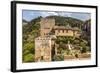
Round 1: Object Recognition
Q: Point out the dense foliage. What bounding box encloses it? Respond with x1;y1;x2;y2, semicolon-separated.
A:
22;16;42;62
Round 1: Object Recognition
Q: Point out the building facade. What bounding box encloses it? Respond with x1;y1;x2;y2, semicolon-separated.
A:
54;26;81;37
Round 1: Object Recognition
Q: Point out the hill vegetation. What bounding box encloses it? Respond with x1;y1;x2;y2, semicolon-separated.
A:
22;16;91;62
46;16;84;28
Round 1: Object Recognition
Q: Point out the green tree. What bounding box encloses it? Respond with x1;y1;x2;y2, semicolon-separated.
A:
23;43;35;62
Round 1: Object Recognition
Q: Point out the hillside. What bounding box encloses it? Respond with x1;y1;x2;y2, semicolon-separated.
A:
46;16;84;28
23;19;28;23
22;17;42;62
22;16;90;62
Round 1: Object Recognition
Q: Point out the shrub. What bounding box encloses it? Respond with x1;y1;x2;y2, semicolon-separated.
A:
53;55;64;61
23;54;35;62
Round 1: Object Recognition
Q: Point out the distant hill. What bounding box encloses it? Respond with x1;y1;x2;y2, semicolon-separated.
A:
22;19;28;25
23;16;42;35
23;19;28;23
46;16;84;28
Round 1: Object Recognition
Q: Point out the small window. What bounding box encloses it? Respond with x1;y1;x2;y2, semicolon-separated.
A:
41;56;43;60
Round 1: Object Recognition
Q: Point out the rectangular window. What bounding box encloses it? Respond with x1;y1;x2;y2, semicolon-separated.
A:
41;56;43;60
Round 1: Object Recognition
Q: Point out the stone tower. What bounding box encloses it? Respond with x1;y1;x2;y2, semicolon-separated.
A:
35;36;52;62
35;18;56;62
40;18;55;36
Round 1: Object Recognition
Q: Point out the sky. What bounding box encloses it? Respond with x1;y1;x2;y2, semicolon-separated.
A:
22;10;91;22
